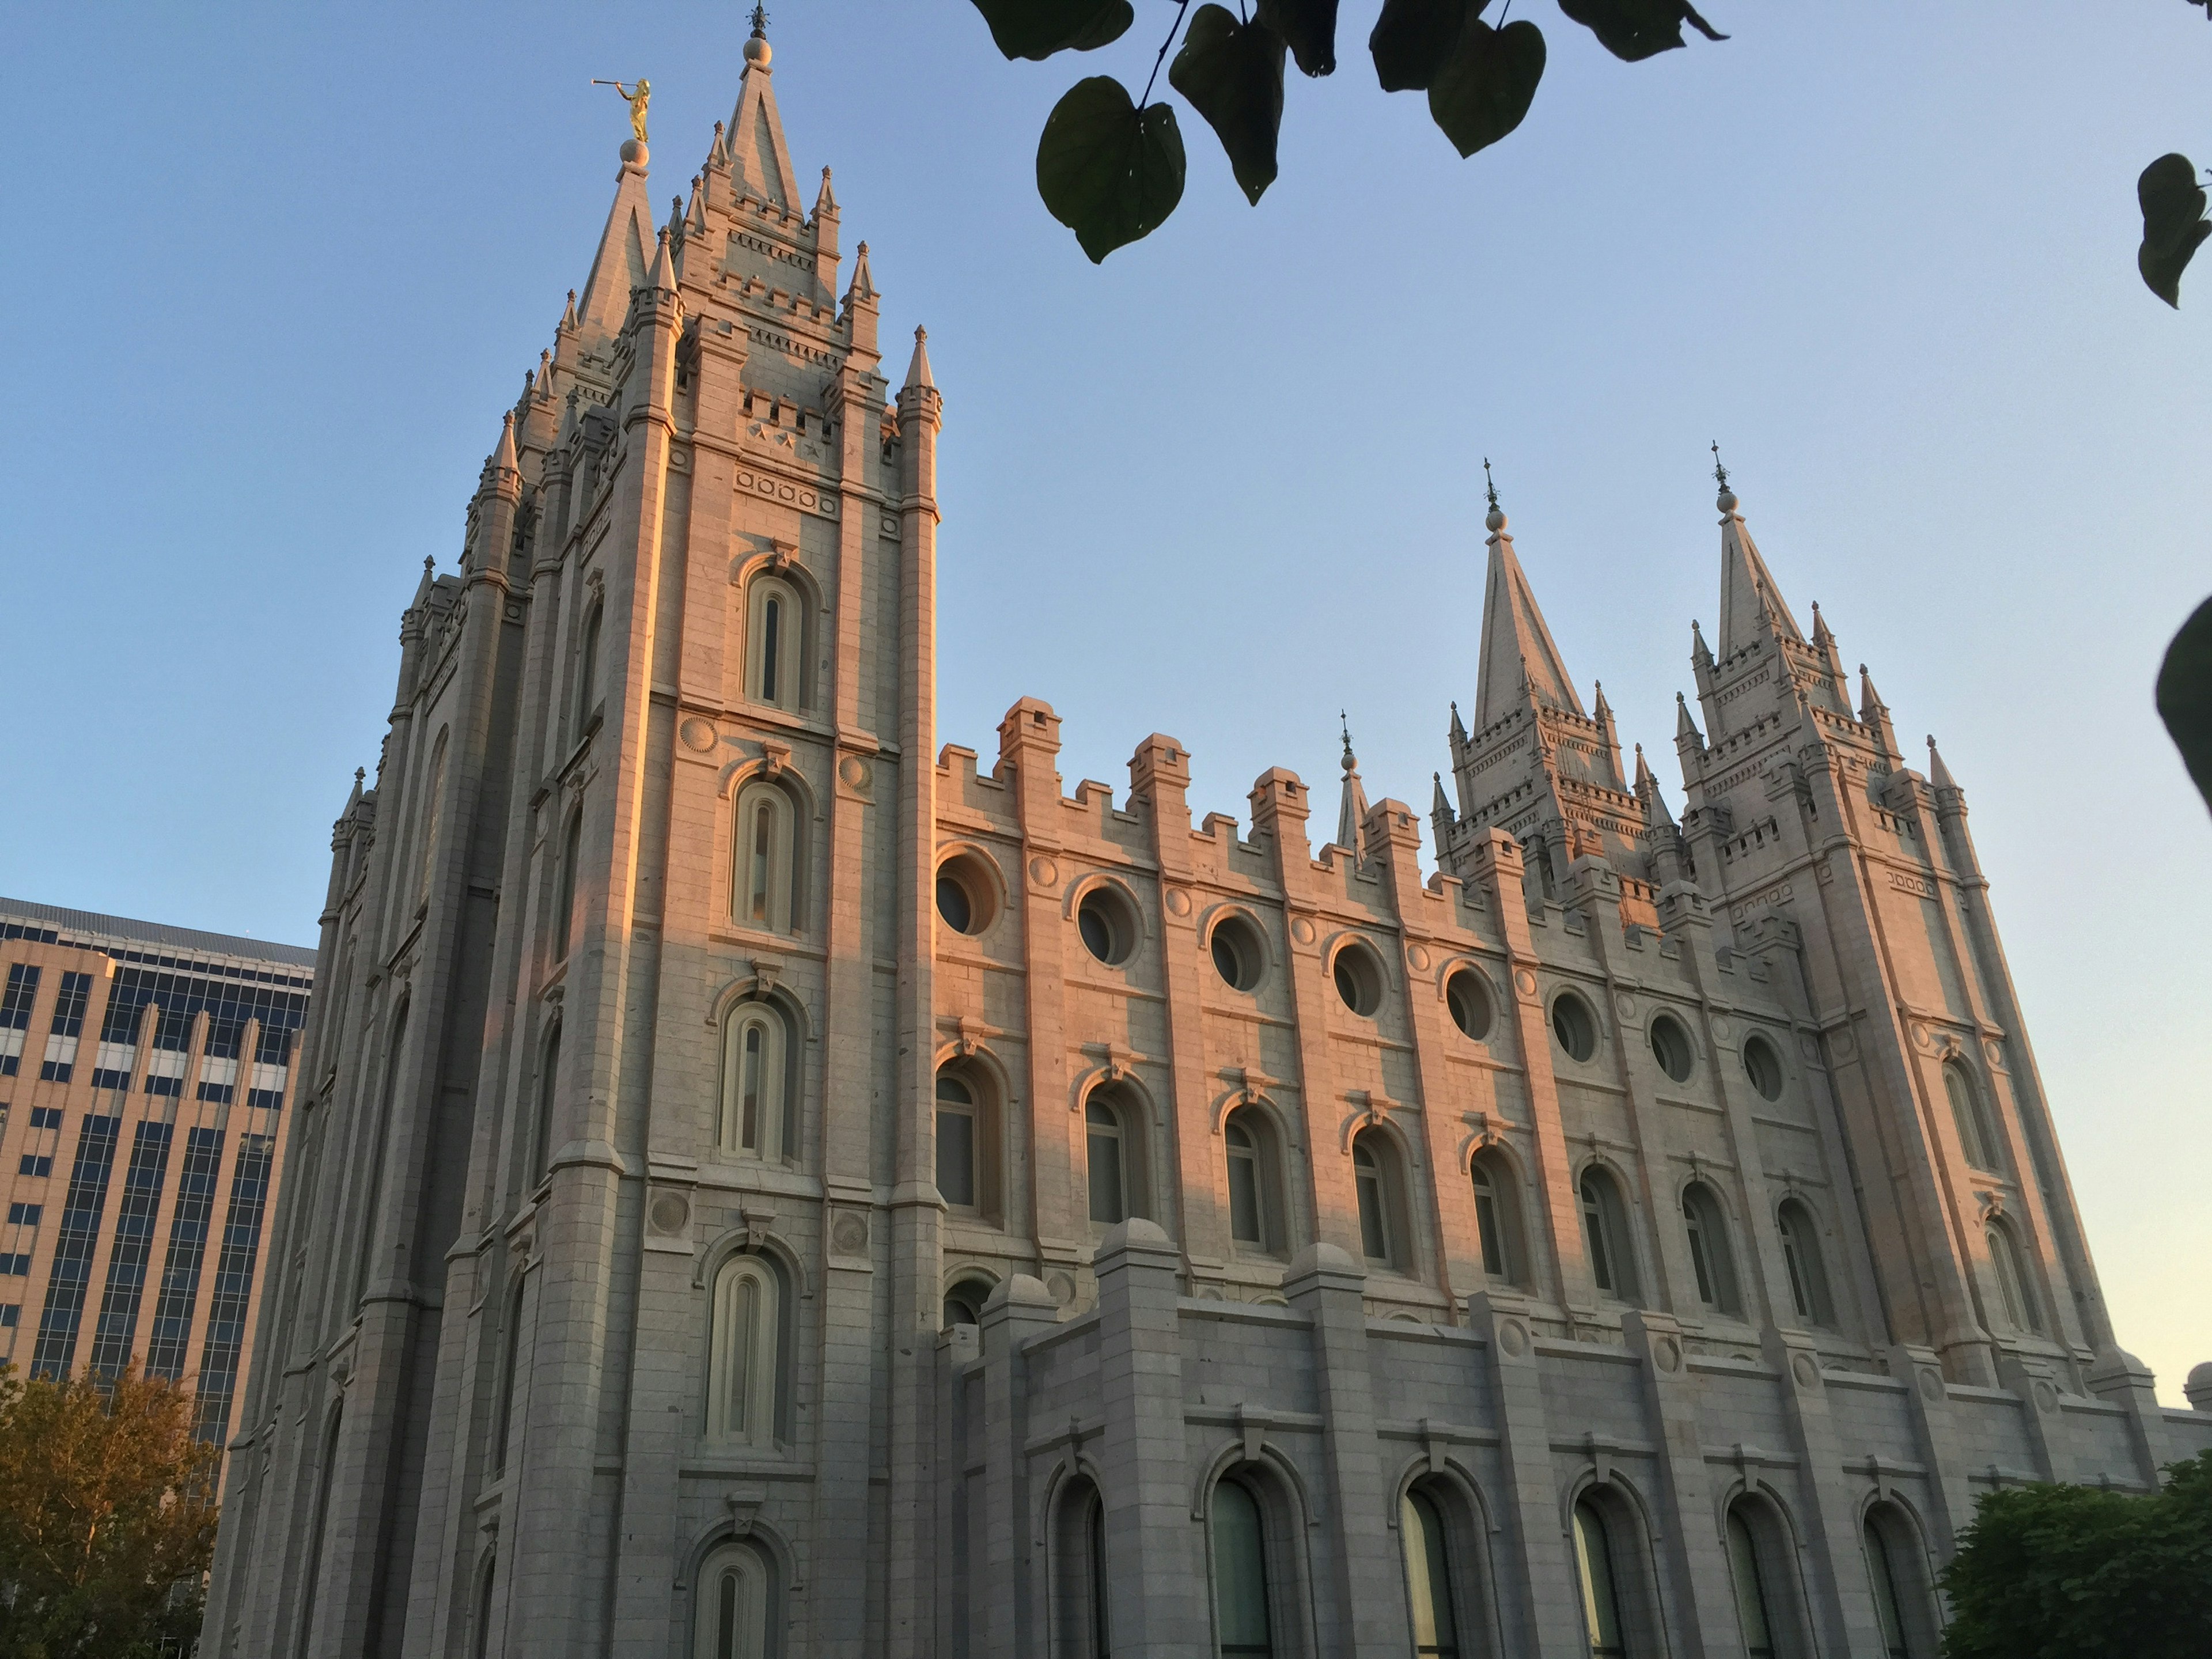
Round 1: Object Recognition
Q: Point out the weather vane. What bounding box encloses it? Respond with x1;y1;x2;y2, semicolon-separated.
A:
591;77;651;146
1482;456;1498;511
750;3;770;33
1711;440;1729;493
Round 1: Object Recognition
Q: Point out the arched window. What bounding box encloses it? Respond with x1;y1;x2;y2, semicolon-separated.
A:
1572;1498;1627;1658
1224;1108;1286;1255
1579;1169;1640;1305
532;1021;562;1185
942;1274;993;1330
415;729;449;911
1862;1503;1934;1659
493;1275;527;1472
1085;1088;1149;1228
1209;1477;1274;1659
1726;1505;1779;1659
1776;1200;1834;1328
1528;838;1558;902
473;1554;499;1659
692;1539;774;1659
1400;1486;1461;1658
1681;1183;1743;1317
745;573;810;712
555;807;582;962
719;1002;794;1164
1351;1129;1407;1271
1986;1219;2040;1335
1943;1062;1998;1171
934;1069;999;1219
576;598;603;731
1471;1149;1527;1287
706;1252;783;1447
731;779;804;935
1051;1476;1112;1659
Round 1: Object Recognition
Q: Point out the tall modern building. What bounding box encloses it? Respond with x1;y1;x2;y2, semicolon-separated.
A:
0;897;310;1449
206;19;2212;1659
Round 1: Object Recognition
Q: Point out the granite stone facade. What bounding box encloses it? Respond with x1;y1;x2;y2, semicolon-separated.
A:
203;21;2212;1658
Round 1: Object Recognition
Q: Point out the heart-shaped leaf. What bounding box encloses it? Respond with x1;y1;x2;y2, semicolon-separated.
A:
2139;152;2211;308
970;0;1135;62
2158;596;2212;813
1371;0;1476;93
1556;0;1727;63
1429;18;1546;158
1036;77;1187;262
1170;5;1288;204
1257;0;1340;77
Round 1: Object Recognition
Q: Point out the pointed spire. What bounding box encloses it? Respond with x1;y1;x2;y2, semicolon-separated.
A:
1857;663;1884;724
685;171;709;234
1433;771;1454;820
573;152;656;346
1712;460;1805;658
709;119;730;171
559;287;578;333
1335;713;1370;859
644;225;678;294
491;411;519;476
730;9;802;211
1634;743;1677;828
413;554;437;608
903;325;935;391
845;240;877;305
1675;690;1703;745
1927;734;1960;792
815;165;838;218
1810;600;1833;647
1449;700;1467;744
1472;474;1585;726
1691;618;1713;665
533;349;554;400
1593;680;1614;726
344;766;366;816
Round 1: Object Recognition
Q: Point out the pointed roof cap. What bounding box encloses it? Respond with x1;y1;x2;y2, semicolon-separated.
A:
816;165;838;217
1335;713;1370;858
1676;690;1703;743
1712;454;1805;658
730;10;802;210
1432;771;1454;819
644;225;678;293
574;154;655;347
1635;743;1677;827
1927;734;1959;791
491;410;520;475
903;325;935;391
845;240;877;305
1472;481;1584;726
1858;662;1885;719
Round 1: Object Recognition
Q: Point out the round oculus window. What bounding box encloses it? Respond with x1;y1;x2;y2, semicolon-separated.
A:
1333;945;1382;1016
935;873;972;934
1551;993;1597;1062
1445;969;1492;1041
1077;887;1134;965
1210;916;1263;991
1743;1034;1785;1101
1649;1014;1694;1083
934;854;995;936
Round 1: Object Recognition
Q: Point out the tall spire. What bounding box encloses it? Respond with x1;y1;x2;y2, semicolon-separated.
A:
573;126;656;347
903;325;935;392
1472;469;1585;727
730;12;802;210
1927;734;1960;792
1711;450;1805;658
1335;714;1370;859
1634;743;1676;827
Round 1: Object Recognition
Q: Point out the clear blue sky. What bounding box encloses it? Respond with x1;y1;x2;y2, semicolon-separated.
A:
5;4;2207;1402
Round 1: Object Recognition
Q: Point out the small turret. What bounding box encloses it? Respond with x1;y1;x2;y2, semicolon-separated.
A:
1927;734;1960;794
1334;715;1370;861
903;325;935;393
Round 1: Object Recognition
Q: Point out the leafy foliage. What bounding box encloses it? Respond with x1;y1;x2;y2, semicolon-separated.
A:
971;0;1730;260
1170;6;1288;204
1429;16;1547;159
0;1363;220;1659
2138;153;2211;308
2158;596;2212;813
1036;77;1188;263
969;0;1133;62
1556;0;1727;63
1937;1451;2212;1659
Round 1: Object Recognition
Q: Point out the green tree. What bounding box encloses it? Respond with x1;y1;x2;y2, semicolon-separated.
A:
1938;1450;2212;1659
0;1363;219;1659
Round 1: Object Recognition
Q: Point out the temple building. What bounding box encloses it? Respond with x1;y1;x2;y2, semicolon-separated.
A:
0;896;310;1452
203;18;2212;1658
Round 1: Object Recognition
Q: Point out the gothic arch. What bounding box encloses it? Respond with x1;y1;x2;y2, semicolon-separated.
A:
1190;1436;1319;1527
693;1223;813;1304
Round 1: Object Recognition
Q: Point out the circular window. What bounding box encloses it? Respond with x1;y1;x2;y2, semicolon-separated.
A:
1076;885;1135;965
934;853;995;936
1743;1034;1785;1101
1649;1014;1694;1083
1551;993;1597;1062
1333;944;1382;1016
1209;915;1264;991
1446;969;1492;1041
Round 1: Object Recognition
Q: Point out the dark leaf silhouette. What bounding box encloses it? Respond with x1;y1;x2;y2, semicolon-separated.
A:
969;0;1135;62
1257;0;1342;77
1171;6;1289;204
1371;0;1477;93
1036;77;1188;261
2138;152;2211;308
1556;0;1728;63
2159;596;2212;813
1430;18;1547;158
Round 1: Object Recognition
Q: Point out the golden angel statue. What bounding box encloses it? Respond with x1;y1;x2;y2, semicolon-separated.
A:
591;78;651;146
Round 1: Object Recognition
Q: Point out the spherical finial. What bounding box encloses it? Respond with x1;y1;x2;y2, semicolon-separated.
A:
744;33;770;64
1485;505;1506;533
620;138;649;166
1716;487;1737;514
